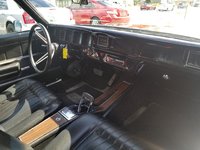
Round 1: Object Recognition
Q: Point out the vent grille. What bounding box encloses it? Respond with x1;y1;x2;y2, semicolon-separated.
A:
186;50;200;69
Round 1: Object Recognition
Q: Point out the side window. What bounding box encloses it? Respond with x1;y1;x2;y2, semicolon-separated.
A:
0;0;32;35
0;0;8;10
70;4;81;9
81;2;94;8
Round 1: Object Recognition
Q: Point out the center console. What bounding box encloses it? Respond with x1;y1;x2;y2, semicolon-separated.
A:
19;93;95;146
19;107;78;146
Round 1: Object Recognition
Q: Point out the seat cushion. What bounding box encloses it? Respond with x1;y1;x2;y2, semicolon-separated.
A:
67;114;162;150
0;129;71;150
0;79;61;137
0;130;33;150
43;129;71;150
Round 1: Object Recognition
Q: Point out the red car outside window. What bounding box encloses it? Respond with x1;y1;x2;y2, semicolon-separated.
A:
69;0;130;25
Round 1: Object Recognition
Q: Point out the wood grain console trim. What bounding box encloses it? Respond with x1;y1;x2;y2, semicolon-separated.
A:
96;81;130;112
94;86;117;105
19;113;67;145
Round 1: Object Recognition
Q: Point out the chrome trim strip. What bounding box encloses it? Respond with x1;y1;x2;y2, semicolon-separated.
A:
46;79;62;87
21;66;30;71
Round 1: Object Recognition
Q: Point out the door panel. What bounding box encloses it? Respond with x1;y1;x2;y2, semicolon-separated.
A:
0;31;35;87
0;43;22;60
0;31;62;89
0;60;20;78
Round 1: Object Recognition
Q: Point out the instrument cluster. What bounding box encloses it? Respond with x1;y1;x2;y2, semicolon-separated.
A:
53;28;131;70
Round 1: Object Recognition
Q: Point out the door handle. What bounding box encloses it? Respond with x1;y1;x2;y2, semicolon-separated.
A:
0;61;20;78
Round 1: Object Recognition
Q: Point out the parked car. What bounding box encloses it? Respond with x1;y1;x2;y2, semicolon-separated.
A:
157;2;175;11
0;0;75;33
140;2;156;10
69;0;130;25
193;0;200;7
177;1;188;8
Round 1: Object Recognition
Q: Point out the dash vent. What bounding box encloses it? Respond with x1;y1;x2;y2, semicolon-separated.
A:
186;50;200;69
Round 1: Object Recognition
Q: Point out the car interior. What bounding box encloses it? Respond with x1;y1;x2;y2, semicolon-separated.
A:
1;0;200;150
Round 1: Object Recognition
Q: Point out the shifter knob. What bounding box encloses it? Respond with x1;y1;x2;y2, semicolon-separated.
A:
77;92;94;113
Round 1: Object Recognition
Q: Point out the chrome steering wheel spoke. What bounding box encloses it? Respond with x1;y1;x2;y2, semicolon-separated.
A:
35;52;48;65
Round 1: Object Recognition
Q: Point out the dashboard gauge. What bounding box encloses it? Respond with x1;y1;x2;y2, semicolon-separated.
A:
97;35;109;48
82;33;92;47
72;31;82;45
59;30;66;41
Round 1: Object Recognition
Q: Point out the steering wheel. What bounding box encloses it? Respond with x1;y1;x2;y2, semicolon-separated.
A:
28;23;54;73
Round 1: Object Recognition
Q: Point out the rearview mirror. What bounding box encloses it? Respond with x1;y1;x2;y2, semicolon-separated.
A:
72;0;88;5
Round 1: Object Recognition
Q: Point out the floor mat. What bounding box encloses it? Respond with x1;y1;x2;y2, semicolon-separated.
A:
66;84;103;104
49;77;104;105
124;103;200;150
49;78;81;94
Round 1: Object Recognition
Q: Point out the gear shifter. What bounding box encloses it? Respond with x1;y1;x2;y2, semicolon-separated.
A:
77;92;94;113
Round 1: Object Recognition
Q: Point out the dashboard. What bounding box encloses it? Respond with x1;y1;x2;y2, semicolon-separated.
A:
50;25;200;72
51;27;134;70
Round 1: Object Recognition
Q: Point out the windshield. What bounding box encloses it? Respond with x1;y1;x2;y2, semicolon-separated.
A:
30;0;200;40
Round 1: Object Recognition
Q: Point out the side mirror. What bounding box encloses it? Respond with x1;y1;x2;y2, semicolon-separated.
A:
13;20;22;32
72;0;88;5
